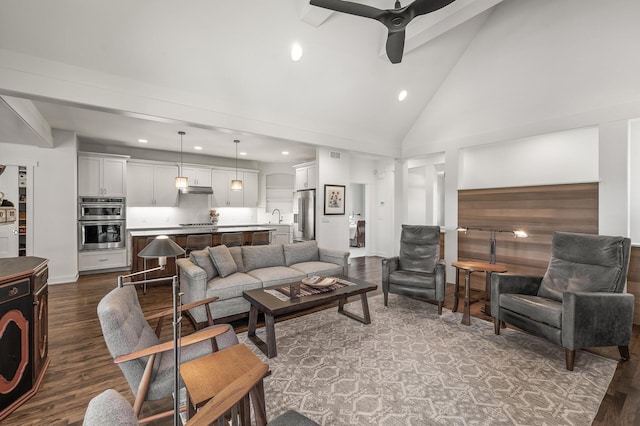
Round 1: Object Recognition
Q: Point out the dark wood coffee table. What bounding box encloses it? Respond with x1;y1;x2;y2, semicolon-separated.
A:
243;276;377;358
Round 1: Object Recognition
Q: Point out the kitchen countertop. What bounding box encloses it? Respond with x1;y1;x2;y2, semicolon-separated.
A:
128;225;277;237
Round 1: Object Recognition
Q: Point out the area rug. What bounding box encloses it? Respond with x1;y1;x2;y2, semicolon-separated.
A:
237;294;617;426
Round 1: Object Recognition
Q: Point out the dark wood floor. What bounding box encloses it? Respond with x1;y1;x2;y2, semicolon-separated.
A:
3;256;638;425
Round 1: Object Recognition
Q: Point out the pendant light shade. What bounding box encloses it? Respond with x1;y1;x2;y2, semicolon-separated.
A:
175;131;188;189
231;139;243;191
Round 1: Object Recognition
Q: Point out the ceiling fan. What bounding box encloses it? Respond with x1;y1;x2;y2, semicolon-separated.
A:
310;0;456;64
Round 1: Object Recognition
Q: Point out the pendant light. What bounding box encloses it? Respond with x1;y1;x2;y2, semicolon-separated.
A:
231;139;243;190
175;131;188;189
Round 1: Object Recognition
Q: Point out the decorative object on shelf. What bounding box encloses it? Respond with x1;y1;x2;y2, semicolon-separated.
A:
324;184;346;215
231;139;243;191
210;209;219;225
175;131;188;189
116;235;185;426
457;227;528;264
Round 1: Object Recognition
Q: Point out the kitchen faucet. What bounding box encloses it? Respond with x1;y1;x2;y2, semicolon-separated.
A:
271;208;282;224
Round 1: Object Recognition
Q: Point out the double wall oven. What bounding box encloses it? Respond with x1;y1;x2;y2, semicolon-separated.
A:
78;197;126;251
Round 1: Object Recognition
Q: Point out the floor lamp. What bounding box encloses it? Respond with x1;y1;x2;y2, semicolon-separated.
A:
117;235;185;426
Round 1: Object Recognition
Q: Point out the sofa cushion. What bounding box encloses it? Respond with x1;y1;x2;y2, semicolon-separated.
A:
190;247;218;280
206;273;262;301
209;245;238;278
500;293;563;329
290;261;343;277
247;266;306;287
283;241;319;266
243;245;285;272
388;270;436;289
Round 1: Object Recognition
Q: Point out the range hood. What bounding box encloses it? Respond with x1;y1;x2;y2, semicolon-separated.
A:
179;186;213;195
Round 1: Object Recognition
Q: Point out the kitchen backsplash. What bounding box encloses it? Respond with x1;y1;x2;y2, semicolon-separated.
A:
127;195;259;228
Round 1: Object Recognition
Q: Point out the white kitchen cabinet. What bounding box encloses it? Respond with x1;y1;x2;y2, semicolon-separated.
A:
126;162;178;206
78;154;127;196
78;249;127;271
211;169;258;207
295;163;317;191
182;166;212;187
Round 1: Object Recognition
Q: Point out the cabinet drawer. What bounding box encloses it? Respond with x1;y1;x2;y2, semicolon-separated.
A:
0;278;30;304
79;249;127;271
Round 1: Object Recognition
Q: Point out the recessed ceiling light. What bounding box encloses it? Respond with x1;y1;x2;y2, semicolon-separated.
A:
138;138;148;143
398;90;408;101
194;146;203;151
240;152;247;156
282;151;289;155
291;43;303;62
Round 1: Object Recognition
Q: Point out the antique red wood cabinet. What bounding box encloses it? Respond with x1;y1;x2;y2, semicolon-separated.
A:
0;256;49;422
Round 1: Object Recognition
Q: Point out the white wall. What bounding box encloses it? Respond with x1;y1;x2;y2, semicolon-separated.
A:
459;127;599;189
630;119;640;242
0;130;78;284
316;148;350;251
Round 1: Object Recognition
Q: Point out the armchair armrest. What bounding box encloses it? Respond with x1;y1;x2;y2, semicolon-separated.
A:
435;260;446;301
319;247;350;276
562;291;634;350
145;296;220;322
491;274;543;318
381;257;399;292
114;324;231;363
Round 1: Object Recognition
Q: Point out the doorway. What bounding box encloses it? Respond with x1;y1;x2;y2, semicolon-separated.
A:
349;183;367;258
0;165;30;258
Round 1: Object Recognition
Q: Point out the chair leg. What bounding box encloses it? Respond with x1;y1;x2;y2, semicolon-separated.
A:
383;291;388;306
493;318;500;335
437;301;443;315
619;345;631;361
565;348;575;371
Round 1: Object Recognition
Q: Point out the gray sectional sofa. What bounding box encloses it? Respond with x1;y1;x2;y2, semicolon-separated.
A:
176;240;350;327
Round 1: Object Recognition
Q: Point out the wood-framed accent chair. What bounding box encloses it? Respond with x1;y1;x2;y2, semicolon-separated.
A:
491;231;633;370
381;225;446;314
97;286;239;422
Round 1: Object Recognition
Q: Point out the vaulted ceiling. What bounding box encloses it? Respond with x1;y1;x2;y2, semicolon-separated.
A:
0;0;502;162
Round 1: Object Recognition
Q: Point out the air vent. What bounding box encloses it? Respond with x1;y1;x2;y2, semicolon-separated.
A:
330;152;341;159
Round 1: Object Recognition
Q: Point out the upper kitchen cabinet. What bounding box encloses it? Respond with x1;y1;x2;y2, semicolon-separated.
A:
294;162;317;191
182;166;212;187
126;161;178;207
211;169;258;207
78;153;128;196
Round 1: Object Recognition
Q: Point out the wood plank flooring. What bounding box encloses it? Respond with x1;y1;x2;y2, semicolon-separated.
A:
3;256;638;425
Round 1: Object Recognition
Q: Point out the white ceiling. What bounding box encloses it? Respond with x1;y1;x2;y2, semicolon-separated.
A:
0;0;502;163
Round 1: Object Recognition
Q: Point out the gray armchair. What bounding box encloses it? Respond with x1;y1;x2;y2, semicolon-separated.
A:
382;225;446;314
97;286;239;422
491;231;633;370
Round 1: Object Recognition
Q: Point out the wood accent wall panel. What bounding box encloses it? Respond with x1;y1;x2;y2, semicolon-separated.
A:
457;183;599;291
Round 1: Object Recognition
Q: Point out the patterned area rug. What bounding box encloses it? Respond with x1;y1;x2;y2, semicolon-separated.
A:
237;294;616;425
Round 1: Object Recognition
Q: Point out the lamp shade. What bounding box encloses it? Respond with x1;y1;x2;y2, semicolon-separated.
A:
231;179;243;190
138;235;185;258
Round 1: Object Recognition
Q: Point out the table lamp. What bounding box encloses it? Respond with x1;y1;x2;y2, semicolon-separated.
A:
457;227;528;264
117;235;185;426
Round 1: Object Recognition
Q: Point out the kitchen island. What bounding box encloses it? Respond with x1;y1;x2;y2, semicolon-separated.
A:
128;225;276;281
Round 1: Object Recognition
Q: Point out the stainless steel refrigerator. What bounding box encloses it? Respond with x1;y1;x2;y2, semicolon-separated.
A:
293;189;315;241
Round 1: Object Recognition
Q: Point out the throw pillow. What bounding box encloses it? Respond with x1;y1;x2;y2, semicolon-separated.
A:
208;245;238;278
283;240;318;266
189;247;218;281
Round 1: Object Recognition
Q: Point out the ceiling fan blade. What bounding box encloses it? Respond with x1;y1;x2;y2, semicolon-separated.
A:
407;0;456;17
310;0;385;20
386;29;405;64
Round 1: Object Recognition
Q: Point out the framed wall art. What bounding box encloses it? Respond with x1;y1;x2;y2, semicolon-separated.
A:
324;184;345;215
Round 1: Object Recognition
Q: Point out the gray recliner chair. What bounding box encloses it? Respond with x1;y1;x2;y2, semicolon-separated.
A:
491;231;633;370
382;225;446;314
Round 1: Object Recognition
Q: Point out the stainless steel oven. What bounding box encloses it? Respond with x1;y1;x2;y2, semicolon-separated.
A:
78;197;125;221
78;197;126;251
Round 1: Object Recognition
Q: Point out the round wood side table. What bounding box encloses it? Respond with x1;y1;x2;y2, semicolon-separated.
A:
452;260;507;326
